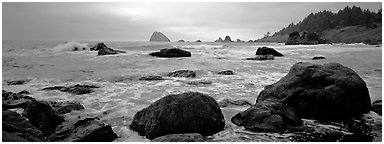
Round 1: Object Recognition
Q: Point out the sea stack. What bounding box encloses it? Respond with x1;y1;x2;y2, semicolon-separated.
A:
149;32;170;42
223;36;232;42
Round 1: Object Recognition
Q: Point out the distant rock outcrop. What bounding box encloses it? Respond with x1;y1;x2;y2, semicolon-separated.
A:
247;40;254;43
196;40;202;42
90;42;126;56
150;32;170;42
236;39;242;42
223;36;233;42
218;70;234;75
149;48;191;58
167;70;196;78
41;84;100;95
285;31;329;45
129;92;225;139
312;56;326;60
177;40;185;42
245;55;274;61
215;37;224;42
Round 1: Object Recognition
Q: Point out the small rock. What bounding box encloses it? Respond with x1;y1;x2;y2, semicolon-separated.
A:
196;40;202;42
5;79;31;85
246;55;274;61
167;70;196;78
218;70;234;75
187;80;212;85
177;40;185;42
218;98;252;107
42;84;100;95
139;75;164;81
312;56;326;60
372;100;381;116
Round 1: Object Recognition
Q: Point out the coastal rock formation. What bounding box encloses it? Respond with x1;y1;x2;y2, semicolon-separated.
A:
2;110;44;142
177;40;185;42
44;101;85;115
149;48;191;58
285;31;328;45
218;98;252;107
5;79;31;85
149;32;170;42
215;37;224;42
312;56;326;60
255;47;284;56
90;43;107;51
246;55;274;61
218;70;234;75
151;133;204;142
223;36;233;42
236;39;242;42
42;84;100;95
48;117;118;142
22;101;66;136
167;70;196;78
231;99;303;132
257;62;372;121
139;75;164;81
98;47;126;56
3;90;36;109
129;92;225;139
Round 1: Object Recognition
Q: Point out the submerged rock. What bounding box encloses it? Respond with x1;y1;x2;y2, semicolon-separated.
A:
312;56;326;60
187;80;213;85
167;70;196;78
22;101;65;136
48;117;118;142
257;62;372;121
139;75;164;81
218;70;234;75
151;133;204;142
149;32;170;42
42;84;100;95
129;92;225;139
2;110;44;142
255;47;284;56
231;99;303;132
246;55;274;61
218;98;252;107
5;79;31;85
149;48;191;58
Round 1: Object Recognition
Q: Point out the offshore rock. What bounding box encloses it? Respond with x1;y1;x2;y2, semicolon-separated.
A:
285;31;329;45
223;36;233;42
149;32;170;42
215;37;224;42
255;47;284;56
41;84;100;95
218;70;234;75
167;70;196;78
139;75;164;81
312;56;326;60
149;48;191;58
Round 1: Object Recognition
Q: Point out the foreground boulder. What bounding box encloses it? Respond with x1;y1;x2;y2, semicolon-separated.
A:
255;47;284;56
149;48;191;58
246;55;274;61
151;133;204;142
129;92;225;139
149;31;170;42
167;70;196;78
42;84;100;95
2;110;44;142
285;31;329;45
257;62;372;121
48;117;118;142
3;90;36;109
22;101;66;136
231;99;303;132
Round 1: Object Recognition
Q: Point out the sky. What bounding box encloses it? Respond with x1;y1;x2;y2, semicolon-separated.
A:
2;2;382;41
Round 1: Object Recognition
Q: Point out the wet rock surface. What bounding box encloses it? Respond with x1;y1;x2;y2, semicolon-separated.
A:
151;133;204;142
2;110;44;142
149;48;191;58
129;92;225;139
246;55;275;60
139;75;164;81
218;98;252;107
43;100;85;115
312;56;326;60
167;70;196;78
218;70;234;75
42;84;100;95
2;90;36;110
255;47;284;56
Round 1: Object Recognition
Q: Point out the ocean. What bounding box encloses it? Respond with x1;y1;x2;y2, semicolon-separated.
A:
2;41;382;141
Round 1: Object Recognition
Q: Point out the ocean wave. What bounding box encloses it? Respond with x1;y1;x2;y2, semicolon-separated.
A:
51;41;89;52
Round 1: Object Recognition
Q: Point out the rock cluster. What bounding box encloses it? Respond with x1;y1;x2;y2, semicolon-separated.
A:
285;31;329;45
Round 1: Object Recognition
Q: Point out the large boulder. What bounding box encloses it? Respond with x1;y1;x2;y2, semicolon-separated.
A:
149;32;170;42
22;101;65;136
2;90;36;110
255;47;284;56
43;100;85;115
231;99;302;132
42;84;100;95
149;48;191;58
223;36;233;42
167;70;196;78
129;92;225;139
48;117;118;142
285;31;329;45
256;62;372;121
2;110;44;142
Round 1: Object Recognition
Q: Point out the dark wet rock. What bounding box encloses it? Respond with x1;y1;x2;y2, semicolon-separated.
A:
98;47;126;56
257;62;372;121
167;70;196;78
255;47;284;56
218;98;252;107
312;56;326;60
151;133;204;142
223;36;233;42
178;40;185;42
42;84;100;95
236;39;242;42
2;90;36;110
218;70;234;75
2;110;44;142
5;79;31;85
372;100;381;116
290;128;346;142
22;101;65;136
149;48;191;58
44;101;85;115
129;92;225;139
149;31;170;42
196;40;202;42
246;55;275;61
139;75;164;81
17;90;31;95
215;37;224;42
231;99;302;132
340;119;374;141
90;42;108;51
285;31;329;45
187;80;212;85
48;117;118;142
248;40;254;43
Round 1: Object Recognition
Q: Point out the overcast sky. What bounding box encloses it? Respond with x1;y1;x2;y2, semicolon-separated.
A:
2;2;381;41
